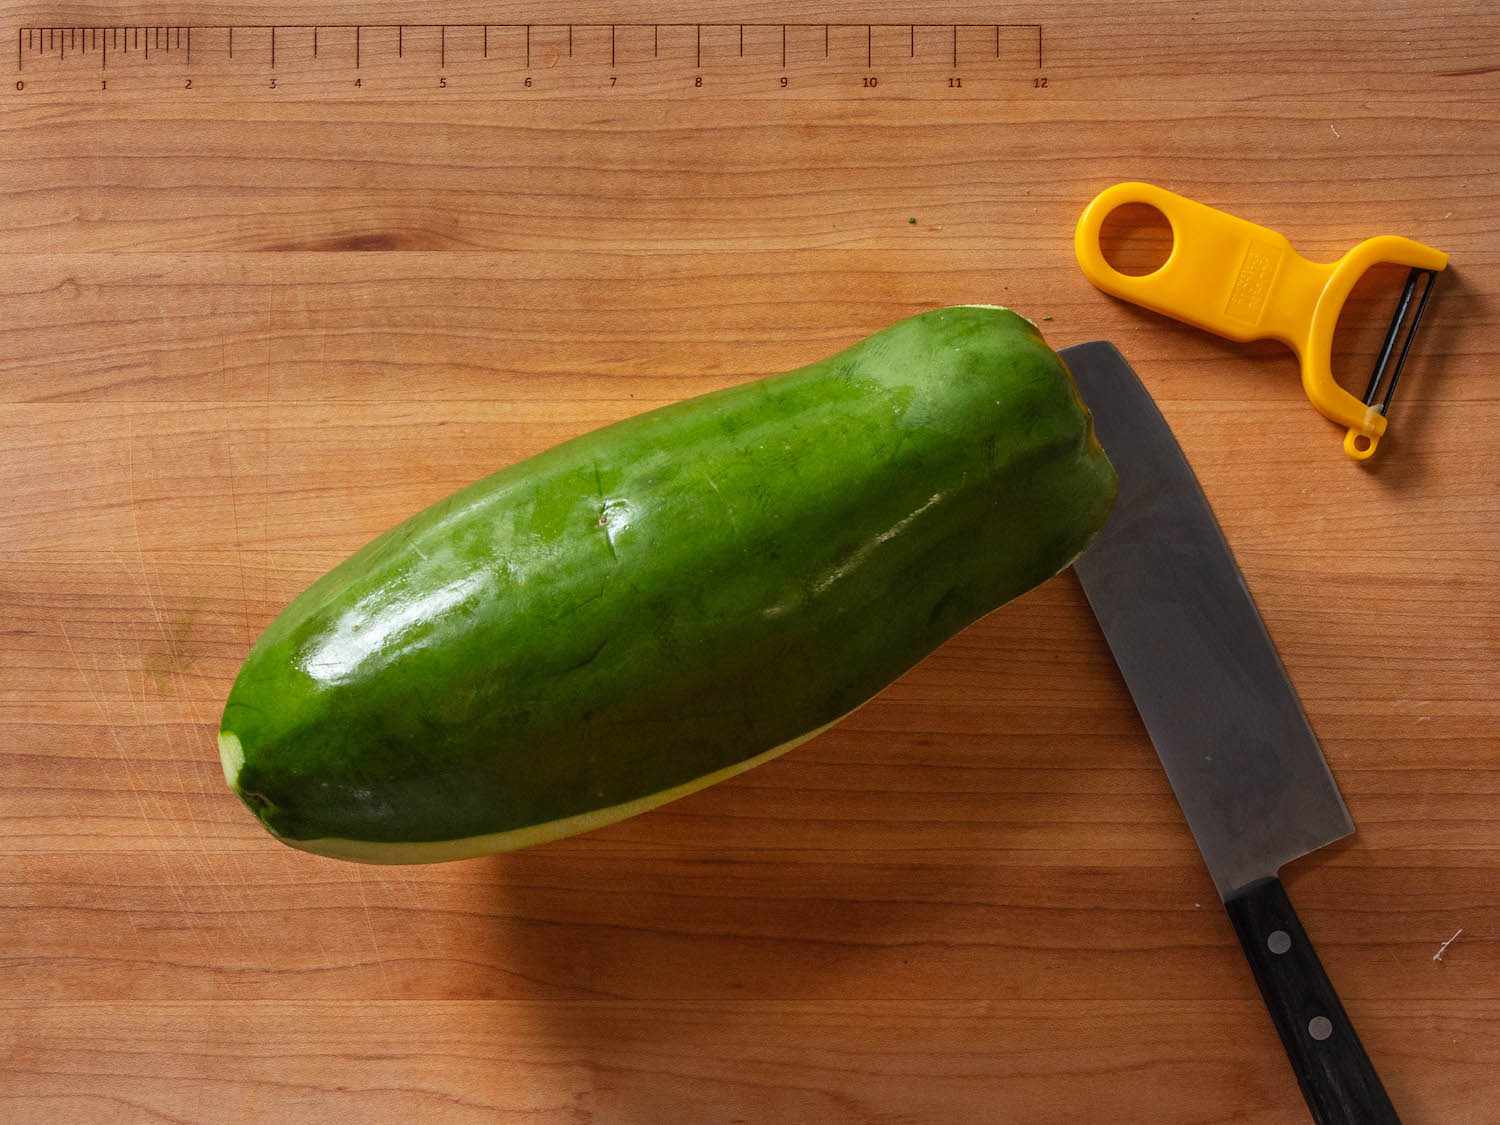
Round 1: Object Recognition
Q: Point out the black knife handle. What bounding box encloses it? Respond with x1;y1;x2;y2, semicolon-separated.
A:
1224;877;1400;1124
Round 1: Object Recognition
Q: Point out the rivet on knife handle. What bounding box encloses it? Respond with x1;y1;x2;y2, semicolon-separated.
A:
1073;181;1448;460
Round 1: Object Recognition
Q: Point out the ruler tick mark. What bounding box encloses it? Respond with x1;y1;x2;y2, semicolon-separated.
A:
867;24;871;67
611;24;615;67
398;24;402;58
441;25;446;68
525;23;530;68
953;24;957;68
271;26;276;68
483;24;487;58
355;25;360;67
696;24;700;67
312;26;317;58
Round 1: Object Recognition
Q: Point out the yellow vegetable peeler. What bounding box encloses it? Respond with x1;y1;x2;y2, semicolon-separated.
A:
1074;182;1447;460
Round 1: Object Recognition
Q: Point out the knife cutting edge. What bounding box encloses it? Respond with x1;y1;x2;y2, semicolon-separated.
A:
1061;341;1400;1125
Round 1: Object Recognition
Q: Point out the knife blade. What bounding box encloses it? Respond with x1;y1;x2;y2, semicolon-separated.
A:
1061;341;1399;1125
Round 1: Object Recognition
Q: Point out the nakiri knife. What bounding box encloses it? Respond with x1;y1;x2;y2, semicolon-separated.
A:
1060;341;1399;1124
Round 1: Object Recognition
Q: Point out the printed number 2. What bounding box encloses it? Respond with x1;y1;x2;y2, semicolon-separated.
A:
184;78;193;89
1033;76;1049;88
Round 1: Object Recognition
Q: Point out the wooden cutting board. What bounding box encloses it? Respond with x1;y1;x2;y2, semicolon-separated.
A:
3;2;1496;1121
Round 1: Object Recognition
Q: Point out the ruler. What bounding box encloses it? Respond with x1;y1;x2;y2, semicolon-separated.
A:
12;21;1045;97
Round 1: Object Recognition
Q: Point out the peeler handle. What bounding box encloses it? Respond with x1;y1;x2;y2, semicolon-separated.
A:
1073;181;1332;348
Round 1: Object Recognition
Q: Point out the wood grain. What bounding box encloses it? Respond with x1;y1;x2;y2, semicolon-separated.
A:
2;1;1497;1122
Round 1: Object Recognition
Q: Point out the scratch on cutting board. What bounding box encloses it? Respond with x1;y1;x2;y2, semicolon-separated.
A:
59;617;194;924
1329;124;1341;138
125;418;252;948
1432;928;1463;962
